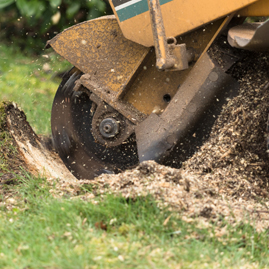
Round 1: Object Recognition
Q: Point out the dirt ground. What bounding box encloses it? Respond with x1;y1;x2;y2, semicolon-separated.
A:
1;49;269;231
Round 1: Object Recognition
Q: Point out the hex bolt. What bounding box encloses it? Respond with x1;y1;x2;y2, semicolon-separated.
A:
104;124;112;133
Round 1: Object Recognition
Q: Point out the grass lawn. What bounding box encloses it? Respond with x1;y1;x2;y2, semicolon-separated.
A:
0;43;269;268
1;175;269;269
0;43;71;134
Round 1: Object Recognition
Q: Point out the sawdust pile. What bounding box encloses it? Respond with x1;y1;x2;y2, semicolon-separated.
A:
84;51;269;230
185;51;269;198
1;51;269;230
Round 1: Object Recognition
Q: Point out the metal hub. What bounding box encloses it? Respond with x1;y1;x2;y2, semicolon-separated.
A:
99;118;119;138
51;68;138;180
90;96;135;147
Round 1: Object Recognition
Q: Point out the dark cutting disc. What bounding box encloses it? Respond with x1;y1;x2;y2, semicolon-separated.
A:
51;68;138;179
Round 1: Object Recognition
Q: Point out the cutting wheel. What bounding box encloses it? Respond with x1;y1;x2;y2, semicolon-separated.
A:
51;68;138;179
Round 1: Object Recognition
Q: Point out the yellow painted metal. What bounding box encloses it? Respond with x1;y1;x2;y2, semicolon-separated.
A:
48;15;228;117
239;0;269;16
123;49;190;115
123;19;226;115
48;1;269;119
47;16;149;95
110;0;259;47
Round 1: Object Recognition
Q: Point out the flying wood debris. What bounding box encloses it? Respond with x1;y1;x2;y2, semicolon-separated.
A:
1;51;269;230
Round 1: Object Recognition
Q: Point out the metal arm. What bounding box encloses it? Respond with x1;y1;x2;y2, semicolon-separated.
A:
147;0;189;71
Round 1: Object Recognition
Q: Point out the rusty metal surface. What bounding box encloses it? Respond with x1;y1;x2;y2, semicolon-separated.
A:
109;0;259;47
228;20;269;51
47;15;150;95
135;53;239;163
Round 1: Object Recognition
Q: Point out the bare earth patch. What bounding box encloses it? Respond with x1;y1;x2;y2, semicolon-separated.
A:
2;51;269;231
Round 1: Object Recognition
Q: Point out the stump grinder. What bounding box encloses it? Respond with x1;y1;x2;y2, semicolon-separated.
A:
47;0;269;179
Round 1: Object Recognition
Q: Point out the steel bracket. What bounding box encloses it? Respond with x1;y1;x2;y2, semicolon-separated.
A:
147;0;190;71
135;52;239;162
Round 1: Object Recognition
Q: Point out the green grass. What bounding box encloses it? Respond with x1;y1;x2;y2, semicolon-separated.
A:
0;43;71;134
0;174;268;269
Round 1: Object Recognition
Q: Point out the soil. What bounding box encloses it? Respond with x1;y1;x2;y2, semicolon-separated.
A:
1;49;269;230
